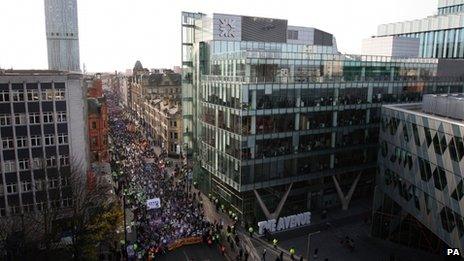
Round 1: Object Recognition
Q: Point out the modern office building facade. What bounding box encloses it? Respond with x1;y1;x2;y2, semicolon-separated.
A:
0;70;89;218
181;12;464;224
376;0;464;59
44;0;81;71
372;94;464;255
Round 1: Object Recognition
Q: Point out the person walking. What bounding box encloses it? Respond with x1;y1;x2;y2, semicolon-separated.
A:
272;238;278;249
248;226;254;237
279;251;284;261
244;249;249;261
262;248;267;261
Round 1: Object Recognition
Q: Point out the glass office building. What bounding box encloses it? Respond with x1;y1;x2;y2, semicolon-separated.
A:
181;12;464;224
372;95;464;255
377;0;464;59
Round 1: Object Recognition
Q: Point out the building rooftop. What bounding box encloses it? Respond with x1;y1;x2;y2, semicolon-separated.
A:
0;69;79;76
384;93;464;126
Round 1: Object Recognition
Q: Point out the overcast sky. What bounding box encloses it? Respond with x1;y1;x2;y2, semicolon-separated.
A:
0;0;436;73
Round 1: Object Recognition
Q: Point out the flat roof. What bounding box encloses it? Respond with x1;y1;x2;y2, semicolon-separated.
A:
383;102;464;127
0;69;81;76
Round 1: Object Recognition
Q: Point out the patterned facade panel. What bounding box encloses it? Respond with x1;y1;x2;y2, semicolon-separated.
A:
378;103;464;251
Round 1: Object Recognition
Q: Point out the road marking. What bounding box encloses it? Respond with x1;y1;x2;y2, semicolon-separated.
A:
182;250;189;261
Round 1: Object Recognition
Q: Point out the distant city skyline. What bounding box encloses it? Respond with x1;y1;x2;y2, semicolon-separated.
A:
0;0;436;72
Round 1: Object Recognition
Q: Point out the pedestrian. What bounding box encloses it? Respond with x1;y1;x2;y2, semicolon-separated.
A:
220;244;226;256
262;248;267;261
239;248;243;260
279;251;283;261
289;247;296;260
314;248;318;259
272;238;278;248
244;249;249;261
248;226;254;237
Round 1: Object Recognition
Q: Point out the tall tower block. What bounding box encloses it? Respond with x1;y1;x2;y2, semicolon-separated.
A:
44;0;80;72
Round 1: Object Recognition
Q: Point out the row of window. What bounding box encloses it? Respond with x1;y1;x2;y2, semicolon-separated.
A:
0;112;67;126
2;134;68;149
383;168;464;237
2;155;69;173
0;89;65;102
0;176;68;196
0;197;73;217
382;115;464;162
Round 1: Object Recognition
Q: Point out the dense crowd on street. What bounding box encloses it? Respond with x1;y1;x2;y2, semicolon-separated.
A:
106;91;221;260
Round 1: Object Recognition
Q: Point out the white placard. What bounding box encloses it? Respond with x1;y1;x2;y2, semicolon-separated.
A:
146;198;161;210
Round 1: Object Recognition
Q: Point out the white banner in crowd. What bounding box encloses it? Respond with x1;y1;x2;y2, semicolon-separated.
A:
146;198;161;209
258;211;311;235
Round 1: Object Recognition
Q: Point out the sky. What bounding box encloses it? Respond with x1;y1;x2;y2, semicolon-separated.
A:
0;0;436;73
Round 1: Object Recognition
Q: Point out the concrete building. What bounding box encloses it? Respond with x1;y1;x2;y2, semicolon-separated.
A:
0;70;89;217
44;0;80;71
181;11;464;225
143;99;183;156
376;0;464;59
372;94;464;256
361;36;420;57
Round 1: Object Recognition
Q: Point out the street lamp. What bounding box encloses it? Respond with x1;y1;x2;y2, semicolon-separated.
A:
306;230;320;261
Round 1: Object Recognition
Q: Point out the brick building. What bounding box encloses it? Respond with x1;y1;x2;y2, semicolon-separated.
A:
86;75;109;164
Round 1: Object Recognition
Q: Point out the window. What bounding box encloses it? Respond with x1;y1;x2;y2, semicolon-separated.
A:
26;90;39;101
43;112;54;123
0;91;10;102
440;207;456;233
287;30;298;40
57;112;67;122
412;123;420;146
12;90;24;102
3;161;16;173
402;125;409;143
0;185;3;196
91;137;97;146
433;166;448;191
381;141;388;157
2;137;14;149
55;89;65;100
63;197;72;207
29;113;41;124
91;121;97;129
61;176;69;186
57;134;68;144
30;136;42;147
49;178;59;189
418;158;432;181
32;158;43;170
21;181;32;192
46;156;57;167
44;134;55;145
18;159;29;171
6;183;17;194
35;180;44;191
14;113;27;125
0;114;11;126
23;204;34;213
451;180;464;201
16;136;28;148
59;155;69;166
424;127;433;146
41;89;54;101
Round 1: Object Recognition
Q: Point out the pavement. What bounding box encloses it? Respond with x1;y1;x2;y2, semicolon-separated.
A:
250;198;445;261
155;244;226;261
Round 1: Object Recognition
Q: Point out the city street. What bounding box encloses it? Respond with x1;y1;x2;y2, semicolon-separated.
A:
156;244;226;261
